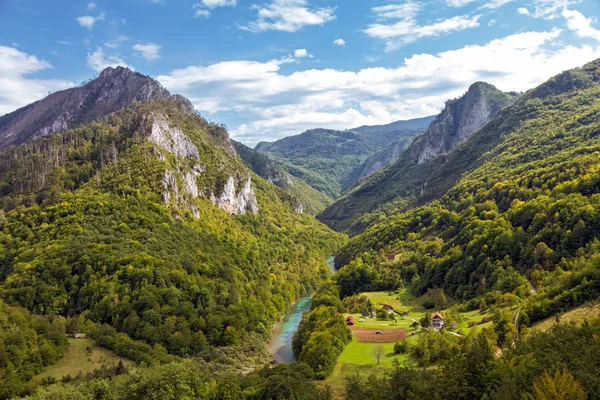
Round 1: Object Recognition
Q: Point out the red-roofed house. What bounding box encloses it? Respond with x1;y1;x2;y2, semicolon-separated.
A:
431;312;444;330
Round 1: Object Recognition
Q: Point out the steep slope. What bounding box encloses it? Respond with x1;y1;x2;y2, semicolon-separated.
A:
334;59;600;311
255;117;432;198
233;141;332;214
0;73;346;372
0;66;172;150
319;82;516;234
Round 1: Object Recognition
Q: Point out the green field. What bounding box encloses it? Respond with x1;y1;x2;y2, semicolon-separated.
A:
34;338;134;383
326;289;499;396
532;302;600;333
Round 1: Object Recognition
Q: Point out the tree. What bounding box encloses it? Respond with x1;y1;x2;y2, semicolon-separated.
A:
526;369;586;400
372;345;385;365
420;313;431;328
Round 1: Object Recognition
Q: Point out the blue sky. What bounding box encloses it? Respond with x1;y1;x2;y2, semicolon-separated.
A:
1;0;599;146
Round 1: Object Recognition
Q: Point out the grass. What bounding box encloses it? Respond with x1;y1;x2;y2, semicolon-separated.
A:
322;336;418;397
532;302;600;332
33;338;134;383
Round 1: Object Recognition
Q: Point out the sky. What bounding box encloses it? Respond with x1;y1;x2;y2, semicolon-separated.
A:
1;0;600;146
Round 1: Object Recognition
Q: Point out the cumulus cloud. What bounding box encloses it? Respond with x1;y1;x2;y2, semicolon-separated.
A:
77;12;105;29
518;7;531;15
242;0;336;33
563;8;600;41
87;48;132;72
0;46;73;116
333;38;346;47
364;2;480;51
133;43;161;61
88;2;96;10
157;29;599;145
294;48;312;58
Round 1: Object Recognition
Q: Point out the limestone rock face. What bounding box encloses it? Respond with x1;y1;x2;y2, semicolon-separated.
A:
211;176;259;215
148;115;199;160
410;82;516;165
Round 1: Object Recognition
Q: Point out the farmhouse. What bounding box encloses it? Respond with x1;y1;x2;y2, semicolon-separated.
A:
383;304;394;313
431;312;444;330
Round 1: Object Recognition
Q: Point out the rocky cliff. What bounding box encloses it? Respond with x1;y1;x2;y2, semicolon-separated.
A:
318;82;517;234
0;66;176;150
410;82;516;165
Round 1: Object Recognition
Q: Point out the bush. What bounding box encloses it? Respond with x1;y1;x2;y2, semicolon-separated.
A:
394;341;408;354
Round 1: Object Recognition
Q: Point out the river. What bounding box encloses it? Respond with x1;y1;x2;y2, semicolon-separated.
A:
268;257;336;364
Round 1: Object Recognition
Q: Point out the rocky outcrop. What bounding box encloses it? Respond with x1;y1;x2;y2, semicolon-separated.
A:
148;115;199;160
210;176;259;215
410;82;516;165
0;66;176;150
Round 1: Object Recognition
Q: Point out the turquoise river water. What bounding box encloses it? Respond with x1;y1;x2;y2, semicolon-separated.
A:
268;257;336;364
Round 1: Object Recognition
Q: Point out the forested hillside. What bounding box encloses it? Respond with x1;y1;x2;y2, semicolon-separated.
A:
319;82;516;234
233;141;332;214
255;118;431;199
0;86;346;397
335;59;600;312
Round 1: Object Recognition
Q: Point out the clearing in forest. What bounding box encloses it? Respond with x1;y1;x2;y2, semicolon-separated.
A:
33;338;134;383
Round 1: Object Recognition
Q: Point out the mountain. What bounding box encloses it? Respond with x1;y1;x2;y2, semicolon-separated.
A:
334;59;600;306
0;66;173;151
255;117;432;199
0;68;346;396
232;140;332;214
351;115;435;135
319;82;516;234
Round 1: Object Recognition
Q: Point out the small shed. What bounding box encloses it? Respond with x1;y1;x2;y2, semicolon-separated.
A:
383;304;394;312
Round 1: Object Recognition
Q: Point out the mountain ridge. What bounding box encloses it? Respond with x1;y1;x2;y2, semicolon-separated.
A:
318;81;517;234
0;66;178;151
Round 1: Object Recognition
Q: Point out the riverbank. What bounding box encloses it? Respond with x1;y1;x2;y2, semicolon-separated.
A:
268;256;337;364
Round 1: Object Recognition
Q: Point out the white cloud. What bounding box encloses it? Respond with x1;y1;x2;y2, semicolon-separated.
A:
365;4;481;51
76;12;105;29
518;7;531;15
57;40;73;46
532;0;581;19
133;43;162;61
242;0;336;33
333;38;346;47
88;2;96;10
0;46;73;116
87;48;132;72
157;29;599;145
194;8;211;18
294;48;312;58
563;8;600;41
192;0;236;17
446;0;477;7
480;0;515;10
488;19;497;26
201;0;237;8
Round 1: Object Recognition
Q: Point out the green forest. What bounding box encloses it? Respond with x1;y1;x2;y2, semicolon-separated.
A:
0;99;346;398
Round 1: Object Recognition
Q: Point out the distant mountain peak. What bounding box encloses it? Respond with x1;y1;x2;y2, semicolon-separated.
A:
410;81;516;165
0;66;179;151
